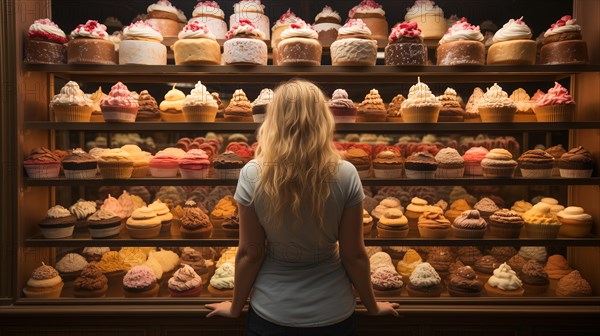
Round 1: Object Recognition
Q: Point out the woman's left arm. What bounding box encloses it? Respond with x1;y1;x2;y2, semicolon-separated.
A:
206;203;266;318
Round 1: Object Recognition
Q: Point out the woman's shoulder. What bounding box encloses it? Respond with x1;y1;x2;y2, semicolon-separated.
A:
338;160;358;176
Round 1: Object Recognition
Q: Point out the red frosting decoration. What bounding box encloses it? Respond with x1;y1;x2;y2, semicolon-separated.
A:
550;15;573;30
73;20;107;38
182;22;211;34
349;0;383;18
289;20;318;33
225;18;259;39
276;9;298;24
448;17;479;32
226;142;254;159
389;21;422;43
28;19;68;44
344;19;369;30
195;1;220;9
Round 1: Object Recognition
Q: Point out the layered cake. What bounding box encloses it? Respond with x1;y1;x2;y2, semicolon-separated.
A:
271;10;302;65
540;15;588;65
331;19;377;66
313;6;342;47
385;21;427;66
145;0;186;38
189;1;228;40
25;18;67;64
437;18;484;66
277;20;322;66
348;0;388;47
119;21;166;65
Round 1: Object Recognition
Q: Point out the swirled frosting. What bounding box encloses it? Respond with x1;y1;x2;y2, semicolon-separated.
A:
51;81;93;107
123;265;156;289
518;246;547;263
338;19;372;37
406;0;444;20
409;262;441;287
389;21;422;43
118;248;148;267
168;264;202;291
69;199;97;220
453;210;487;229
210;262;235;289
226;19;265;39
544;255;572;280
281;20;319;40
252;88;274;107
401;79;441;108
370;252;393;272
487;263;522;290
95;251;130;273
534;82;575;107
273;9;301;30
100;194;126;219
480;83;516;108
178;22;216;40
101;82;138;108
47;205;71;219
315;6;341;22
56;253;88;273
88;209;119;222
522;203;560;224
184;81;217;107
160;85;185;111
70;20;109;40
556;270;592;297
28;18;67;44
193;1;225;19
233;0;264;14
359;89;386;111
439;17;483;44
544;15;581;37
349;0;385;17
371;266;403;289
493;17;532;43
74;265;108;291
123;20;163;42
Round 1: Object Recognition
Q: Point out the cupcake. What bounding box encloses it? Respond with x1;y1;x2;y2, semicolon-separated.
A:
89;87;107;122
357;89;387;122
22;263;64;298
69;199;98;230
487;17;536;65
370;252;394;273
478;83;516;122
544;144;566;176
522;203;561;238
159;84;186;122
405;0;446;40
396;249;422;282
452;210;487;238
372;150;404;178
485;263;524;297
510;88;536;122
67;20;116;65
224;19;268;65
189;1;227;39
212;93;226;120
119;20;166;65
121;145;149;178
511;200;532;217
55;253;88;281
417;211;451;238
427;248;454;280
82;247;110;263
95;251;130;289
271;9;302;64
148;249;180;280
168;264;203;297
489;247;517;264
540;16;588;65
386;94;404;122
183;81;218;122
447;266;483;297
481;149;517;178
328;89;358;123
444;199;472;224
362;210;374;235
39;205;76;239
149;148;185;178
87;210;122;238
50;81;94;122
126;207;162;239
385;21;426;65
371;197;404;221
507;255;528;274
61;148;97;179
331;19;377;66
213;152;244;179
406;263;442;297
230;0;270;40
222;211;240;238
210;196;237;227
436;88;465;122
179;149;211;179
313;6;342;47
172;22;221;65
556;270;593;297
544;254;572;292
520;260;549;296
435;147;464;178
533;82;576;122
473;255;498;283
400;78;441;123
345;148;371;178
252;88;273;123
278;19;323;66
225;89;253;122
404;197;428;227
371;266;403;297
473;197;499;221
135;90;160;122
73;265;109;298
518;149;554;178
180;247;214;284
376;209;409;238
100;82;139;123
557;206;593;238
208;262;235;297
539;197;565;214
405;152;438;179
463;147;488;176
518;247;547;264
25;18;67;64
464;87;484;122
437;17;484;66
558;146;594;178
457;246;482;266
23;147;61;179
348;0;388;47
180;204;213;238
488;209;524;238
98;148;134;179
123;265;160;297
148;200;173;232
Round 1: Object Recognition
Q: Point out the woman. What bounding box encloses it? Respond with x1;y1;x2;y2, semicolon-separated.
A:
206;80;398;334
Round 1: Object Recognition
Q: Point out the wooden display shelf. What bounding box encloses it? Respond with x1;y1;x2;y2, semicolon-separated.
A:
23;64;600;84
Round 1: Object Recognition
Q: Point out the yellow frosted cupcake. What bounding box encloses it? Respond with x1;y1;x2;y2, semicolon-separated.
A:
159;84;185;122
396;248;422;283
98;148;134;179
121;145;149;178
376;209;409;238
522;203;561;238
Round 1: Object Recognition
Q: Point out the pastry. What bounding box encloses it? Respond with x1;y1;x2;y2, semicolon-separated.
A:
406;263;442;297
252;88;273;123
520;260;549;295
86;209;122;238
540;16;588;65
404;197;428;227
480;148;517;178
557;206;593;238
348;0;388;47
345;148;371;178
371;266;403;297
39;205;76;239
331;19;377;66
149;148;185;177
417;211;451;238
507;255;528;274
448;266;483;297
463;147;488;176
362;209;374;235
69;199;97;230
518;149;554;178
385;21;426;65
179;149;211;179
556;270;593;297
522;203;561;238
546;144;566;176
213;152;244;179
544;255;572;281
126;206;162;239
172;22;221;65
357;89;386;122
101;82;139;123
208;262;235;297
405;0;446;40
371;197;404;221
464;87;484;122
24;18;67;64
510;88;536;122
95;251;130;289
539;197;565;214
222;211;240;238
271;9;302;65
510;200;532;216
180;247;214;284
148;199;173;232
487;17;535;65
159;85;186;122
121;145;149;178
55;253;88;281
183;81;218;122
452;210;487;238
61;148;97;179
437;17;484;66
98;148;134;179
376;209;409;238
444;199;471;224
396;249;422;282
123;265;160;297
50;81;94;122
22;263;64;298
434;147;464;178
473;197;499;221
427;248;454;280
313;6;342;47
277;20;322;66
533;82;576;122
89;87;107;122
180;203;213;238
405;152;438;179
401;78;441;123
230;0;270;40
485;263;524;297
473;255;498;283
168;264;203;297
68;20;116;64
145;0;185;38
436;88;465;122
74;265;109;298
373;149;403;178
478;83;516;122
225;89;253;121
189;1;228;40
488;209;524;238
386;94;404;122
119;20;166;65
210;196;237;227
135;90;160;122
328;89;357;123
224;19;268;65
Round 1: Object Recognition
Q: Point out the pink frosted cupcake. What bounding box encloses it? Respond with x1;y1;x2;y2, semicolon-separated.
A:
100;82;139;122
179;149;211;179
533;82;576;122
149;148;186;177
463;147;488;176
24;147;61;179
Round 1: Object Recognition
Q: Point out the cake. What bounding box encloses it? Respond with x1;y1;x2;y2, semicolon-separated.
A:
376;209;409;238
517;149;554;178
434;147;464;177
540;15;588;65
481;148;517;178
371;266;403;297
168;264;203;297
447;266;483;297
557;206;593;238
24;18;67;64
73;265;109;298
510;88;536;122
452;209;487;238
123;265;160;297
39;205;76;239
68;20;116;65
464;87;484;122
183;81;218;122
386;94;404;122
172;22;221;65
100;82;139;123
126;207;162;239
357;89;386;122
437;18;484;66
348;0;388;47
436;88;465;122
371;197;404;221
159;85;186;122
345;148;371;178
179;149;211;179
189;1;228;40
22;263;64;298
180;203;213;238
225;89;253;121
406;263;442;297
478;83;516;122
208;262;235;297
222;211;240;237
271;9;302;65
372;149;404;178
277;20;322;66
385;21;427;65
405;0;446;40
488;209;524;238
50;81;94;122
533;82;576;122
558;146;594;178
520;260;549;295
251;88;273;122
69;199;97;229
330;19;377;66
213;152;244;179
119;20;166;65
223;19;268;65
405;152;438;179
313;6;342;47
136;90;160;122
145;0;185;38
522;203;561;238
484;263;524;297
417;211;451;238
230;0;270;40
401;78;441;123
487;17;535;65
86;209;122;238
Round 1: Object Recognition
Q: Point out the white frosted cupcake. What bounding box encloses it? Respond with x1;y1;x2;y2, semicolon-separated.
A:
478;83;516;122
400;77;441;123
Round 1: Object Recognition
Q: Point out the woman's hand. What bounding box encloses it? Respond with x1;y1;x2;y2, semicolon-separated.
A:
205;301;240;318
369;302;400;317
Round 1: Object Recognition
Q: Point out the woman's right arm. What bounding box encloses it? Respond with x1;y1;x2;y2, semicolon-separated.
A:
339;203;399;317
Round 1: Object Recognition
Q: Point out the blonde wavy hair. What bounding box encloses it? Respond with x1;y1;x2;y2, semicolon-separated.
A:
254;79;341;228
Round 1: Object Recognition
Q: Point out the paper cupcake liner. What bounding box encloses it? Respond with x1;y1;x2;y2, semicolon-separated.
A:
478;106;516;122
253;114;266;123
149;167;179;178
386;116;403;122
89;224;122;239
53;104;93;122
524;222;561;239
373;168;402;179
24;164;60;179
98;162;134;179
102;107;138;123
488;222;522;238
533;104;575;122
401;105;440;123
452;226;486;238
40;225;74;239
519;168;552;178
215;168;242;180
160;111;186;122
558;221;592;238
333;116;356;123
513;114;537;122
435;167;464;178
64;168;97;179
482;166;516;178
418;226;450;239
131;165;149;178
464;163;483;176
559;169;593;178
405;169;436;179
183;105;218;122
180;168;210;179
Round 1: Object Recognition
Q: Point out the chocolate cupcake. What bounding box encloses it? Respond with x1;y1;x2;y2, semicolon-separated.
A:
86;209;123;239
473;197;499;221
520;260;549;295
447;266;483;297
211;92;225;120
39;205;76;239
507;254;528;274
518;149;554;178
213;152;244;180
558;146;594;178
488;209;524;238
62;148;98;179
457;246;482;266
136;90;160;122
473;255;499;283
489;246;517;264
74;265;108;298
545;144;566;176
405;152;438;179
452;209;487;238
426;248;454;280
222;211;239;238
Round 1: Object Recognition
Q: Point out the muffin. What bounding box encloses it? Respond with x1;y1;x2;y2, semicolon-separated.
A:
179;149;211;179
23;147;61;179
488;209;524;238
39;205;76;239
481;149;517;178
329;89;358;123
183;81;218;122
385;21;427;65
126;207;162;239
222;211;240;238
533;82;576;122
208;262;235;297
522;203;561;238
24;18;67;64
478;83;516;122
511;200;532;217
376;209;409;238
345;148;371;178
473;197;499;221
180;205;213;239
558;146;594;178
487;17;536;65
489;247;517;264
518;149;554;178
463;147;488;176
135;90;160;122
98;148;134;179
557;206;593;238
61;148;97;179
159;84;186;122
73;265;109;298
50;81;94;122
444;199;472;224
520;260;549;296
121;145;149;178
252;88;273;123
362;210;374;235
406;263;443;297
22;263;64;298
400;79;441;123
371;266;404;297
386;94;404;122
123;266;160;297
55;253;88;281
485;263;524;297
331;19;377;66
396;249;422;283
100;82;139;123
357;89;387;122
148;200;173;232
437;88;465;122
313;5;342;47
507;255;528;274
473;255;498;283
435;147;464;178
372;150;404;178
417;211;451;238
555;270;593;297
437;18;484;66
405;152;438;179
171;22;221;65
448;266;483;297
168;264;203;297
452;210;487;238
225;89;253;122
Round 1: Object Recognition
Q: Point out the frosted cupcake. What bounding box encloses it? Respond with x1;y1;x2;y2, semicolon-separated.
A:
407;263;442;297
172;22;221;65
558;146;594;178
230;0;270;40
348;0;388;47
533;82;576;122
385;21;427;65
100;82;139;123
168;264;203;297
252;88;274;123
437;88;465;122
119;20;166;65
271;10;302;65
159;84;185;122
484;263;524;297
481;148;517;178
225;89;253;121
50;81;93;122
435;147;464;178
371;266;404;297
208;262;235;297
331;19;377;66
179;149;211;179
452;210;487;238
557;206;593;238
400;78;441;123
25;18;67;64
488;17;535;65
183;81;218;122
223;19;267;65
510;88;536;122
522;203;561;238
478;83;516;122
313;6;342;47
189;1;227;39
386;94;404;122
405;0;446;40
463;146;488;176
437;17;484;66
277;20;322;66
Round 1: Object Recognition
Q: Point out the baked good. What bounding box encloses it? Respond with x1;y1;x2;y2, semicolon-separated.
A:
50;81;93;122
97;148;134;179
222;211;240;237
271;9;302;65
481;148;517;178
435;147;464;178
463;147;488;176
331;19;377;66
135;90;160;122
489;247;517;264
448;266;483;297
457;246;482;266
436;88;465;122
82;247;110;263
213;152;244;179
89;87;107;122
86;209;122;238
22;263;64;298
328;89;357;123
167;264;203;297
395;249;422;282
533;82;576;122
225;89;253;121
362;210;374;235
100;82;139;123
556;270;593;297
189;1;227;40
224;19;268;65
522;203;561;238
147;249;180;279
404;197;428;227
69;199;97;230
180;203;213;238
464;87;484;122
61;149;97;179
39;206;75;239
539;197;565;215
212;92;226;120
126;207;162;239
277;20;322;66
357;89;386;122
208;262;235;297
372;149;403;178
95;251;130;289
74;265;108;298
473;255;498;283
510;88;536;122
371;266;403;297
348;0;388;47
544;255;572;281
345;148;371;178
437;18;484;66
520;260;549;296
148;200;173;232
540;16;588;65
473;197;499;221
487;17;535;65
119;20;166;65
371;197;404;221
405;0;446;40
119;249;147;270
230;0;270;40
145;0;185;38
478;83;516;122
210;196;237;227
159;85;186;122
506;255;527;274
518;246;547;263
24;18;67;64
485;263;524;297
123;265;160;298
444;199;471;224
313;6;342;47
417;211;451;238
172;22;221;65
557;206;593;238
406;263;442;297
511;200;532;217
180;247;214;284
452;210;487;238
488;209;524;238
376;209;409;238
183;81;218;122
385;21;426;65
121;145;149;178
68;20;116;65
546;144;566;176
55;253;88;281
149;148;185;177
427;248;454;280
386;94;404;122
518;149;554;178
179;149;211;179
401;79;441;123
252;88;273;123
370;252;394;274
405;152;438;179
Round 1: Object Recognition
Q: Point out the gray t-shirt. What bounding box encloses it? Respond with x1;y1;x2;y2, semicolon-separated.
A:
234;160;365;327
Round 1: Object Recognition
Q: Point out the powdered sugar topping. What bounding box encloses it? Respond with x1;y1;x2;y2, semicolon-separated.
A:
179;22;216;40
70;20;108;40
